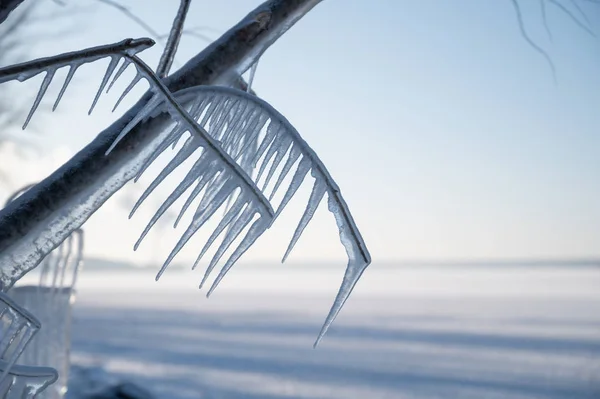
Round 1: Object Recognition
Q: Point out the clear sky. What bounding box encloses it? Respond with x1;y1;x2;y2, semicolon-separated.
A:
0;0;598;266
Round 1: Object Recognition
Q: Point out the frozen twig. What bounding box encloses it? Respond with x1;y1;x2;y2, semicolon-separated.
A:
157;0;192;78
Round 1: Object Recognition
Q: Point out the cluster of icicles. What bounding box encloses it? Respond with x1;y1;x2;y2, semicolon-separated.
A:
0;37;371;346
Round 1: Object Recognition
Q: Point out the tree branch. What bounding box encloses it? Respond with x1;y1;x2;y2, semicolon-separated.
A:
0;0;322;289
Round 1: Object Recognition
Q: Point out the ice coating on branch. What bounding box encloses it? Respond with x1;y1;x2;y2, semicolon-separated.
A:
0;38;154;128
23;70;54;129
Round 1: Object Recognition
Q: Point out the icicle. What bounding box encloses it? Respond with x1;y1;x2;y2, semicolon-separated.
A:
282;175;326;262
111;73;143;112
192;195;247;270
134;122;187;183
130;136;199;218
172;164;219;228
252;121;281;167
208;216;269;296
222;105;255;148
220;101;249;145
200;204;256;289
263;136;293;190
23;70;55;129
106;90;162;154
246;59;259;93
134;151;212;250
89;56;120;114
194;173;231;216
274;156;311;217
230;112;268;156
106;58;132;94
209;98;237;141
52;64;78;111
156;180;235;280
269;145;301;201
187;94;213;123
231;113;265;161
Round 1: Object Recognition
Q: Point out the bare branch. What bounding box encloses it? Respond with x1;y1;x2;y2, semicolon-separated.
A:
157;0;192;78
548;0;595;36
510;0;557;82
541;0;553;40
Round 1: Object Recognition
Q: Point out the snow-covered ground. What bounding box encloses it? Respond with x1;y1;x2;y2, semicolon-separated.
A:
59;264;600;399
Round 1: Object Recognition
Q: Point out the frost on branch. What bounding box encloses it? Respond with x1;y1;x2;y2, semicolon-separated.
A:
117;85;372;345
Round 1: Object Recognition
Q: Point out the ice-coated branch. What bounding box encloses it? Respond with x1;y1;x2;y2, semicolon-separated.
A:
156;0;192;78
0;0;323;290
0;39;153;84
0;38;154;128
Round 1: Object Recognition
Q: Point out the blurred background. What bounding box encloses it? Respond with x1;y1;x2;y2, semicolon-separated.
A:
2;1;599;398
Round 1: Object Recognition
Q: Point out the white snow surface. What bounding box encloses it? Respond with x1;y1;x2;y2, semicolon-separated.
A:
40;264;600;399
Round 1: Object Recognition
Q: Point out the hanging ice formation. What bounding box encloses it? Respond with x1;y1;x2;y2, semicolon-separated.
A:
0;36;371;345
114;82;372;346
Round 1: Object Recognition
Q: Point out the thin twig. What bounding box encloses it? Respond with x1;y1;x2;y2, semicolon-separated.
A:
541;0;553;40
510;0;557;82
96;0;161;38
157;0;192;78
548;0;595;36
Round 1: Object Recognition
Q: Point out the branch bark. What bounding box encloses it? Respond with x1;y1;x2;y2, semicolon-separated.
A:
0;0;322;289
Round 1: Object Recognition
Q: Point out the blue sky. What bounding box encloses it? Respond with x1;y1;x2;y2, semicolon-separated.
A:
1;0;598;265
